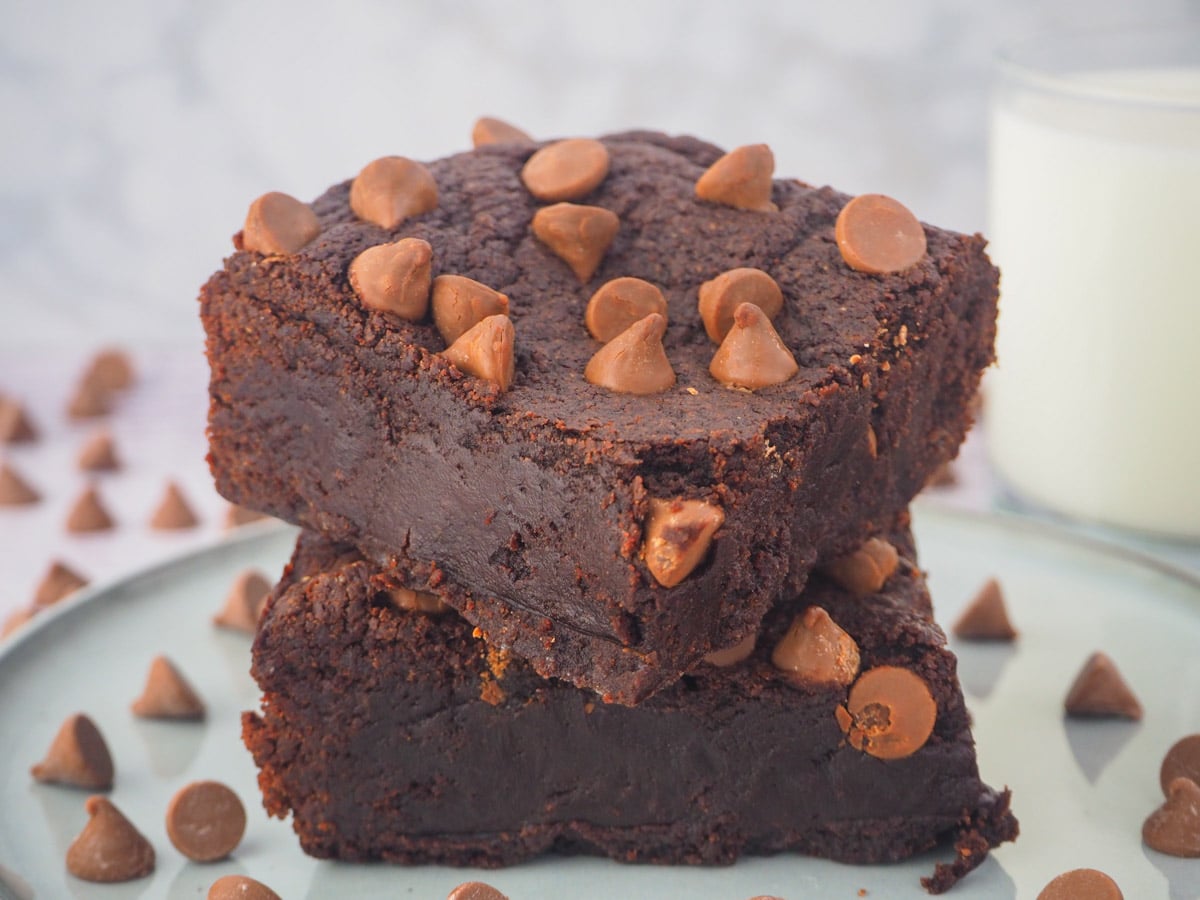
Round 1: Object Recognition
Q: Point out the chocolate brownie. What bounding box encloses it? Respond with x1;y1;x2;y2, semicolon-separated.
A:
203;130;997;703
243;527;1017;893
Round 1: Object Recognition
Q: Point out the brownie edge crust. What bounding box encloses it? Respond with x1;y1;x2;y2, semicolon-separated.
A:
243;529;1016;892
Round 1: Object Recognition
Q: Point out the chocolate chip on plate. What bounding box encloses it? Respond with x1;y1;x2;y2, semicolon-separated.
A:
66;377;112;420
65;484;116;533
148;480;200;530
30;713;114;790
66;796;155;883
1161;734;1200;795
77;429;120;472
447;881;509;900
1036;867;1123;899
208;874;282;900
0;461;40;506
131;655;206;721
32;559;89;608
166;780;247;862
0;395;38;444
952;577;1017;641
82;349;135;392
213;569;272;634
1064;651;1142;720
1143;776;1200;857
224;503;268;529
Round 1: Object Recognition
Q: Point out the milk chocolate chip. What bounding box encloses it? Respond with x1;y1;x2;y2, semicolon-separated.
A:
521;138;610;202
642;497;724;588
148;480;200;530
1143;777;1200;857
348;238;433;321
952;577;1017;641
83;349;135;392
432;275;511;345
388;586;450;615
709;303;798;390
166;780;247;862
531;202;619;282
33;560;88;608
0;461;39;505
67;378;112;419
350;156;438;229
224;503;268;530
1064;652;1142;720
443;314;516;392
242;192;321;256
65;484;116;533
585;313;676;395
697;267;784;343
771;606;861;687
131;655;206;721
703;633;756;667
585;277;668;343
695;144;777;212
471;116;533;147
836;666;937;760
78;429;120;472
447;882;509;900
822;537;900;595
208;875;282;900
1037;868;1124;899
835;194;927;275
213;569;272;634
30;713;114;790
1161;734;1200;795
66;796;155;883
0;395;38;444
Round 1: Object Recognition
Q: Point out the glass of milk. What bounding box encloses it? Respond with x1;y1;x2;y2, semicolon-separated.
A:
986;25;1200;541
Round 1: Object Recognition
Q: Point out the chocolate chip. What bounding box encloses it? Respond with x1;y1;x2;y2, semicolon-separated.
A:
471;116;533;148
0;396;38;444
148;481;200;530
242;191;321;255
952;577;1017;641
33;559;88;608
388;586;450;615
703;633;756;667
0;461;40;505
642;497;724;588
709;303;798;390
694;144;777;212
1064;652;1143;720
208;875;282;900
521;138;610;202
447;881;509;900
697;267;784;343
30;713;114;790
77;429;120;472
531;202;619;282
771;606;861;687
66;378;113;419
822;537;900;595
836;666;937;760
1161;734;1200;795
350;156;438;229
224;503;268;530
131;655;205;721
1036;868;1124;899
442;314;516;392
432;275;511;345
66;796;155;883
166;780;246;862
585;277;668;343
65;484;116;533
926;460;957;488
348;238;433;321
835;194;927;275
83;349;135;392
584;313;676;395
213;569;272;634
1143;776;1200;857
1;605;35;639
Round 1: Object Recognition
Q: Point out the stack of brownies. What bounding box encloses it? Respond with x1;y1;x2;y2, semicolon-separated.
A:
200;124;1017;892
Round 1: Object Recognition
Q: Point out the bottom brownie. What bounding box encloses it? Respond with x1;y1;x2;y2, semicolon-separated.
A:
243;528;1016;893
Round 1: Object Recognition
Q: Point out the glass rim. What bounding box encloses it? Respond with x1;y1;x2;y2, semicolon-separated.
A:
996;22;1200;112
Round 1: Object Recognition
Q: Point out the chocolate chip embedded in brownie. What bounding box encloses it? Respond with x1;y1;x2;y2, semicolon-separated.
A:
202;129;997;703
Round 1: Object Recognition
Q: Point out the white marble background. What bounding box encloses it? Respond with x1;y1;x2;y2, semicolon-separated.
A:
2;0;1196;347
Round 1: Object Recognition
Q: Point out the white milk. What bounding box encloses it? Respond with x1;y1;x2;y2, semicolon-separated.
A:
987;67;1200;539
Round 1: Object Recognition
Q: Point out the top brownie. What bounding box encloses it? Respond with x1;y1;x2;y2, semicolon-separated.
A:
202;127;997;703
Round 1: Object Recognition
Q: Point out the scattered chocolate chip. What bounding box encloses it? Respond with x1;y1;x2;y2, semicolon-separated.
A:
1143;776;1200;857
66;796;155;883
1064;652;1143;720
77;429;120;472
350;156;438;230
1036;868;1124;899
208;874;282;900
447;881;509;900
131;655;206;721
703;633;756;667
952;578;1017;641
213;569;272;634
242;191;321;256
835;193;927;275
165;780;247;862
1;605;35;638
224;503;269;529
709;302;798;390
836;666;937;760
148;481;200;530
33;559;89;608
66;378;113;419
531;202;619;282
926;460;957;488
348;238;433;321
442;314;516;392
694;144;777;212
0;461;40;505
521;138;610;202
1161;734;1200;795
30;713;114;790
642;497;724;588
0;396;38;444
771;606;861;687
388;586;450;615
432;275;511;345
65;484;116;533
585;277;668;343
471;116;534;148
822;537;900;595
697;267;784;343
585;313;676;395
83;349;135;392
